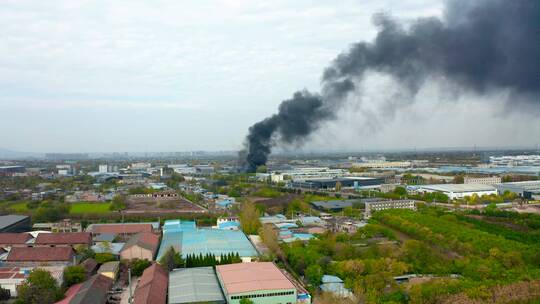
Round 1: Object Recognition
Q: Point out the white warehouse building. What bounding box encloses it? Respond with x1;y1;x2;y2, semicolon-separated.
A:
417;184;497;200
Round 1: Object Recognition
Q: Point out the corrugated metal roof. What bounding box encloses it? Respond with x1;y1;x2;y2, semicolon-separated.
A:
168;267;225;304
157;221;257;260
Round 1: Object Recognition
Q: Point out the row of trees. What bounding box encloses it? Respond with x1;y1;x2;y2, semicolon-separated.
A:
184;252;242;267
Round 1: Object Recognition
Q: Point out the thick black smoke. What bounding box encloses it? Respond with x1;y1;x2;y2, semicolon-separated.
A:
241;0;540;172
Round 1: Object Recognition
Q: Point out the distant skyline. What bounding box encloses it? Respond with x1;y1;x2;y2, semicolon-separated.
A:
1;0;539;153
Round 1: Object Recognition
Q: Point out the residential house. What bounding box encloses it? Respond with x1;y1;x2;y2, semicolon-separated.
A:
120;233;160;261
132;263;168;304
0;233;33;248
56;274;113;304
6;247;75;267
34;232;92;248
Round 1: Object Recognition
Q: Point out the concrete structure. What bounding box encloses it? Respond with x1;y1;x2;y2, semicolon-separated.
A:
169;267;225;304
417;184;497;200
33;219;82;233
464;176;502;185
157;220;257;262
132;263;168;304
0;215;31;233
495;180;540;199
97;261;120;280
353;161;412;169
127;190;179;203
364;200;417;218
216;262;297;304
120;232;160;261
98;164;108;174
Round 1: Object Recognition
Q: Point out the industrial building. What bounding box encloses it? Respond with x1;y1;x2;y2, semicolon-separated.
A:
291;177;384;190
157;220;257;262
464;176;502;185
495;181;540;200
0;166;25;177
215;262;297;304
169;267;225;304
364;200;417;218
0;215;31;233
416;184;497;200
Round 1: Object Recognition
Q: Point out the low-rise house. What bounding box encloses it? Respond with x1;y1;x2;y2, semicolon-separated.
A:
320;275;354;299
120;233;160;261
0;266;64;298
97;261;120;280
56;274;113;304
132;263;168;304
364;199;416;219
6;247;75;266
34;232;92;248
0;233;33;248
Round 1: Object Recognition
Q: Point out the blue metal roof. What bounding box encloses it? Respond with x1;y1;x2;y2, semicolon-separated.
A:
157;220;258;260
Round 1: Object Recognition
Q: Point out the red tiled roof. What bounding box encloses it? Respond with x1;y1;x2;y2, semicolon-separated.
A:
0;267;23;279
55;282;83;304
132;264;168;304
89;224;153;234
0;233;32;245
35;232;91;246
7;247;74;262
122;233;160;253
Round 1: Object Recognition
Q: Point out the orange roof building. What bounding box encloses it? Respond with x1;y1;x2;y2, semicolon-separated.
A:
215;262;297;304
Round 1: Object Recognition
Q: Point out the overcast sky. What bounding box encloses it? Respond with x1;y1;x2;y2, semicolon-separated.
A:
1;0;538;153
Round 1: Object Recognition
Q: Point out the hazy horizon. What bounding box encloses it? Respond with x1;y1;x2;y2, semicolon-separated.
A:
2;0;539;153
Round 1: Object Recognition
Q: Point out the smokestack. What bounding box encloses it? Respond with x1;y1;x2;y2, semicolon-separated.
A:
240;0;540;172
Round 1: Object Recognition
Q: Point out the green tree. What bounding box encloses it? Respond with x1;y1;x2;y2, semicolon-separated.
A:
256;165;268;173
95;253;115;264
305;264;323;286
453;175;465;184
239;298;255;304
393;186;407;196
63;266;86;288
130;259;152;276
16;269;62;304
158;247;184;271
239;201;262;234
110;195;127;211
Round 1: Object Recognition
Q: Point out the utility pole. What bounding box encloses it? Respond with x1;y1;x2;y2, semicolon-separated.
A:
128;268;132;303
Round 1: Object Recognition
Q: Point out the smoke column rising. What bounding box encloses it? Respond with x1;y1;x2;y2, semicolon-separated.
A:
241;0;540;172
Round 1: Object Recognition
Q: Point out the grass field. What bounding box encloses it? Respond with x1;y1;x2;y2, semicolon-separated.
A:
69;202;111;214
9;202;29;212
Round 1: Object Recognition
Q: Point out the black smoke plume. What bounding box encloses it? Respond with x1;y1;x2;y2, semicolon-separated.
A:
241;0;540;172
